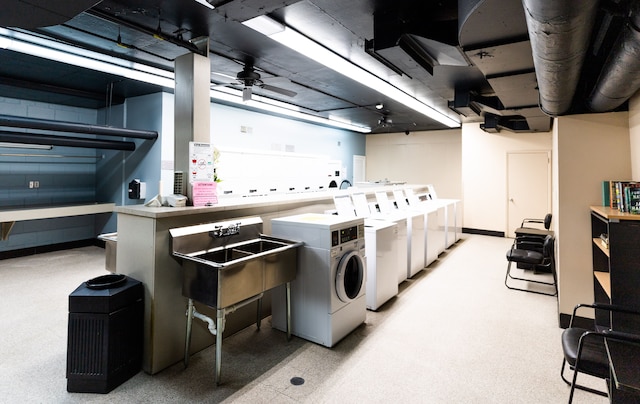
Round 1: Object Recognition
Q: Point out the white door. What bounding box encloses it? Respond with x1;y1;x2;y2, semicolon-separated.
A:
507;151;551;237
353;155;366;184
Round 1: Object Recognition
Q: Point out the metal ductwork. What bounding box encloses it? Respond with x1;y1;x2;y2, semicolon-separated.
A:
522;0;599;116
587;2;640;112
0;115;158;150
0;115;158;139
0;131;135;151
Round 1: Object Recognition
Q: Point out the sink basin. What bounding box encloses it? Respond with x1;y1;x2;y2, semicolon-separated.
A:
189;248;253;266
234;239;290;254
170;218;302;309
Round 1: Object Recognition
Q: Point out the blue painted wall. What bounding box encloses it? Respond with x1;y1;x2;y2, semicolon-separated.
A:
0;92;366;253
0;97;101;252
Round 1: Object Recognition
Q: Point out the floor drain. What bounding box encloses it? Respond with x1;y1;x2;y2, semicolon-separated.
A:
290;376;305;386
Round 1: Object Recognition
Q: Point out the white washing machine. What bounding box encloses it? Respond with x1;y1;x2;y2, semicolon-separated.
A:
333;194;398;311
363;219;398;310
270;213;367;347
405;188;446;260
375;190;426;280
351;192;409;285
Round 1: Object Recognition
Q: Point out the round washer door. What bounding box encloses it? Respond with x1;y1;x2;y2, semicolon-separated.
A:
335;250;365;302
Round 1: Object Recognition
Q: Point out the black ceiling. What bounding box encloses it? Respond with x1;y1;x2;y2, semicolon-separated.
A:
0;0;635;134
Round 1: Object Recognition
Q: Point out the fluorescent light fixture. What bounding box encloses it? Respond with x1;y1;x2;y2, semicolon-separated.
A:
0;27;369;133
0;142;53;150
0;28;175;88
193;0;214;9
243;16;460;128
210;88;371;133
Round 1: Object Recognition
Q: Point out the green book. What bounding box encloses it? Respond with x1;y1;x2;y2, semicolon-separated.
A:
602;180;610;207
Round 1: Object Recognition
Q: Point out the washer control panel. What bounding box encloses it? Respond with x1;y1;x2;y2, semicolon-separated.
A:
331;224;364;247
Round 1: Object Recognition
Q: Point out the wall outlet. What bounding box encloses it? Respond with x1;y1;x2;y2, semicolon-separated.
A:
29;181;33;189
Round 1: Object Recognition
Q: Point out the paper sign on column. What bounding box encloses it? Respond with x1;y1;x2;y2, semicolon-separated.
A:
192;181;218;207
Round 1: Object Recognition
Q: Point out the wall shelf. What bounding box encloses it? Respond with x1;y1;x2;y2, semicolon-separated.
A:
0;203;114;240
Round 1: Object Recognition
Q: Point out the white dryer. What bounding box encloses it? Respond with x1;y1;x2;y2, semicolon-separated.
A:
270;213;366;347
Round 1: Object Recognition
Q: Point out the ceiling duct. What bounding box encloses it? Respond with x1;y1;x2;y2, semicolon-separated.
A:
522;0;599;116
368;3;464;76
587;2;640;112
0;131;135;151
0;115;158;139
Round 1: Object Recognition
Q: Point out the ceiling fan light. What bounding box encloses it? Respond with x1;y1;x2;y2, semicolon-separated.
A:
375;103;384;110
242;87;252;102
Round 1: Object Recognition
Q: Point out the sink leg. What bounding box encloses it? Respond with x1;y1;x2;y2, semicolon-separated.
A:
256;298;262;330
215;308;224;385
184;299;194;368
286;281;292;341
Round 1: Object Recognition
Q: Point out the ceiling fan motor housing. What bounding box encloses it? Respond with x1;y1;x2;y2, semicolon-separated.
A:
237;67;261;86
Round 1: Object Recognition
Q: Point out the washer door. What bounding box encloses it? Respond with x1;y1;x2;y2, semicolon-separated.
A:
335;250;365;302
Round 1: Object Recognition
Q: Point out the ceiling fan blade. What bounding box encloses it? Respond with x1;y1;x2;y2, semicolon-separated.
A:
261;84;297;98
211;71;238;83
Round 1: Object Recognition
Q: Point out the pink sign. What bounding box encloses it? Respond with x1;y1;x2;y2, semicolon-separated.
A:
192;181;218;207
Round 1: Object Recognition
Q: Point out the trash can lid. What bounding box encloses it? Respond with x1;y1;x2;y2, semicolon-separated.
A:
85;274;127;290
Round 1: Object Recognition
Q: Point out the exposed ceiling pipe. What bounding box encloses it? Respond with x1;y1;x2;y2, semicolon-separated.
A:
85;9;206;56
0;131;135;151
587;2;640;112
522;0;599;116
0;115;157;140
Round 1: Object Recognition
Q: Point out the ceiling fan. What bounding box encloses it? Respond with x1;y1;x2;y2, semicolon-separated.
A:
211;64;297;101
375;114;417;133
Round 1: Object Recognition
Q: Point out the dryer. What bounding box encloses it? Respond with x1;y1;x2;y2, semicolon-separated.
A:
270;213;366;347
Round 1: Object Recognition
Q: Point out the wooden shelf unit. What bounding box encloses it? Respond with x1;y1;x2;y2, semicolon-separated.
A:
590;206;640;333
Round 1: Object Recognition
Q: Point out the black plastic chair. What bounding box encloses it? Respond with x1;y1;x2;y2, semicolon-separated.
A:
514;213;553;252
505;234;557;296
520;213;552;230
561;303;640;403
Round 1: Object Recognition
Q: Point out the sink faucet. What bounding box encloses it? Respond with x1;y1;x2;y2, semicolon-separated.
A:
209;222;241;238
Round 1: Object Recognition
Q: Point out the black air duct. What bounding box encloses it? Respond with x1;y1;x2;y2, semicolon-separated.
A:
522;0;599;116
0;131;135;151
587;3;640;112
0;115;158;140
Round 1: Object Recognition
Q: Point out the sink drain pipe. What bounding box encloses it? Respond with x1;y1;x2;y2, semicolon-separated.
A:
188;292;264;336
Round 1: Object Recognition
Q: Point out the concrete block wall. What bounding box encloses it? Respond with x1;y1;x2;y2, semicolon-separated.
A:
0;96;100;252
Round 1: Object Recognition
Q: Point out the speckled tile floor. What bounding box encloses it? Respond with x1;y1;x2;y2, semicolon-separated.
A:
0;235;607;403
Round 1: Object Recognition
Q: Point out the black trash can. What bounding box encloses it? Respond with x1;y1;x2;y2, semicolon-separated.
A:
66;274;144;393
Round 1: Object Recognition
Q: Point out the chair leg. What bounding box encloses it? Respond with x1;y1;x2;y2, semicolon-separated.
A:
560;358;609;401
505;260;557;296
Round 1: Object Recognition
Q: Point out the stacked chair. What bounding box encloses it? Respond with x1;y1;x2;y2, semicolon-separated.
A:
505;213;557;296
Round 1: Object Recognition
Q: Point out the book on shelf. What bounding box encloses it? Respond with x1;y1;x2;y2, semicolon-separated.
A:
602;180;610;207
606;180;640;213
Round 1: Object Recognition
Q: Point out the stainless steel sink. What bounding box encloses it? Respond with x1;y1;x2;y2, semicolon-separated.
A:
169;217;302;385
172;232;301;308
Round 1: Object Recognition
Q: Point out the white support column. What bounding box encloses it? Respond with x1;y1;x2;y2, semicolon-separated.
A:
174;47;211;200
